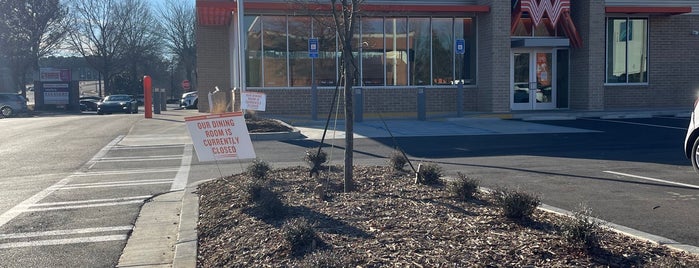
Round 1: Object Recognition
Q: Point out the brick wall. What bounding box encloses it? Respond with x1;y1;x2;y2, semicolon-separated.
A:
240;87;474;119
196;25;231;113
476;0;511;113
604;15;699;109
569;0;606;111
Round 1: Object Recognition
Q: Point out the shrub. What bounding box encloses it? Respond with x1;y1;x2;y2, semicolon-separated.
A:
494;187;540;220
246;159;271;180
447;172;480;200
283;218;320;256
242;180;286;219
388;150;408;171
560;204;602;250
304;148;328;170
417;163;442;185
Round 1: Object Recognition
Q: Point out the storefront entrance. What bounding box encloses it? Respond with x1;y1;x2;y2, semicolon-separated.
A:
511;49;556;110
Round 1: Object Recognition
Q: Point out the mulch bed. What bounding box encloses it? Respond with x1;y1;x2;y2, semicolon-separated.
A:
245;117;292;133
197;165;699;267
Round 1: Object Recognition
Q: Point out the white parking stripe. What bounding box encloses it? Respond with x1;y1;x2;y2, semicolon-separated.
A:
30;196;152;207
0;235;127;249
583;118;687;130
64;179;172;188
24;200;144;212
60;180;172;190
0;226;132;240
170;144;192;191
0;136;124;228
604;171;699;189
71;168;179;176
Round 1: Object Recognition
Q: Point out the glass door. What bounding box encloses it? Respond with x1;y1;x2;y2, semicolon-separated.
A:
511;49;556;110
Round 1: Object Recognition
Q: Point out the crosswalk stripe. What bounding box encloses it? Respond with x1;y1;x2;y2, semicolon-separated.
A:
30;196;152;208
60;180;172;190
24;200;145;212
0;235;127;249
0;226;133;240
71;168;179;177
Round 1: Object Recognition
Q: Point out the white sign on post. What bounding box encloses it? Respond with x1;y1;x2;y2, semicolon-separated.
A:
185;112;256;162
241;91;266;111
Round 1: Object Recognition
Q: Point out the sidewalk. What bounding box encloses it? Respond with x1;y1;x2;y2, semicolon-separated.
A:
116;108;697;267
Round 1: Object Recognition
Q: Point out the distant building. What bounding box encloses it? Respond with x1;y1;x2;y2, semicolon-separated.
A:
196;0;699;117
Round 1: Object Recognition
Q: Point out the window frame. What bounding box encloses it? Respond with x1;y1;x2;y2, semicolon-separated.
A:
605;17;649;85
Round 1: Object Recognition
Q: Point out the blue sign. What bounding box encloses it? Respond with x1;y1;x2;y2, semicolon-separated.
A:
455;39;465;54
309;38;319;58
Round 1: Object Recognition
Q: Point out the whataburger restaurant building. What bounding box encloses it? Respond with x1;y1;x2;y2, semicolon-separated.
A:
196;0;699;118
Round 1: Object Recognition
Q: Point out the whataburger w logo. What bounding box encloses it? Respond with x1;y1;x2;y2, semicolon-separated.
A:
521;0;570;27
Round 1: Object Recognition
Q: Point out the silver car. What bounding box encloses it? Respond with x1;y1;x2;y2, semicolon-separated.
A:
0;93;28;118
685;99;699;174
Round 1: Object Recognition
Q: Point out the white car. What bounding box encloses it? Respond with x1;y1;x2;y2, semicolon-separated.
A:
684;98;699;173
180;91;198;109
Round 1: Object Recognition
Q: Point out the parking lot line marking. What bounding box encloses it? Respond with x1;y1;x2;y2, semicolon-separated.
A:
0;235;127;249
96;156;183;163
604;171;699;190
24;200;145;212
0;136;124;228
583;118;687;130
59;179;172;190
170;144;192;191
30;196;152;207
0;226;132;240
71;168;179;176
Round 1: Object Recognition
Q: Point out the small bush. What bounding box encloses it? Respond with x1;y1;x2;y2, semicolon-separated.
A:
447;172;480;200
246;159;271;180
388;150;408;171
242;180;287;219
560;205;602;250
417;163;442;185
494;188;540;220
304;148;328;170
283;218;320;256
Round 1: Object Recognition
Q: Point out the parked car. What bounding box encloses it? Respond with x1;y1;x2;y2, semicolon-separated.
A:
79;96;101;111
0;93;29;118
97;94;138;115
685;98;699;174
180;91;198;109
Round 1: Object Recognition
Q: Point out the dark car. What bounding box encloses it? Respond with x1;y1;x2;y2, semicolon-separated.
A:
79;96;101;111
0;93;29;118
97;94;138;115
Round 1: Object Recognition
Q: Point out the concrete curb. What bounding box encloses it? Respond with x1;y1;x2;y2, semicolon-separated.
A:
173;179;215;268
539;204;699;256
249;119;304;141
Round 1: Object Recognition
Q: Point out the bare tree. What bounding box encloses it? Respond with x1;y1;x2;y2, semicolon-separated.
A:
158;0;196;90
120;0;162;88
0;0;67;96
66;0;127;96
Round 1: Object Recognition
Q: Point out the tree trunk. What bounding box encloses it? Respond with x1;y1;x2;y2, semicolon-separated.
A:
343;40;354;192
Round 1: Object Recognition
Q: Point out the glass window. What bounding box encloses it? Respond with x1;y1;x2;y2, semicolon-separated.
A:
455;18;475;85
288;16;311;87
432;18;453;85
606;18;647;84
361;17;385;86
262;16;288;87
246;16;262;87
313;17;338;86
385;17;408;86
408;17;430;85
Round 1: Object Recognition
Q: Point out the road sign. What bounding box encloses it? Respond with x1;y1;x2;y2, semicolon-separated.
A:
182;80;191;90
456;39;465;55
309;38;319;58
185;112;256;162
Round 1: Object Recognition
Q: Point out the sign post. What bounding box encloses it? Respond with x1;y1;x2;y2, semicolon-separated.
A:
455;39;465;117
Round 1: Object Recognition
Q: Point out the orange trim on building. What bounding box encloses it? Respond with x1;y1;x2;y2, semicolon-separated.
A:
605;6;691;15
196;0;489;26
